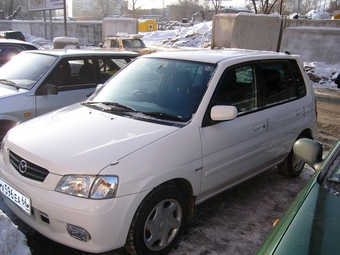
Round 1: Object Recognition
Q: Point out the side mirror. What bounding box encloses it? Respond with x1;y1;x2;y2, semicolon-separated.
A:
43;83;58;95
293;138;323;170
210;105;238;121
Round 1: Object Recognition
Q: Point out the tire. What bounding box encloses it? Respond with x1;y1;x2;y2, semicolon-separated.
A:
125;184;188;255
278;148;305;177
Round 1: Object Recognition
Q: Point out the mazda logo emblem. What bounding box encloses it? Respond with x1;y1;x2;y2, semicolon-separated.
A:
18;160;28;174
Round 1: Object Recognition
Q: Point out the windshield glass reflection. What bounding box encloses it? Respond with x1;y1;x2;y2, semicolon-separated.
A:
90;57;216;122
0;52;57;89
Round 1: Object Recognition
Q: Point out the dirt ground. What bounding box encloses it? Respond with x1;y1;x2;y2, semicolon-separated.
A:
1;88;339;255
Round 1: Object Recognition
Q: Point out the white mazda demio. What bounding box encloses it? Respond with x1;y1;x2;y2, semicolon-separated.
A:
0;49;316;255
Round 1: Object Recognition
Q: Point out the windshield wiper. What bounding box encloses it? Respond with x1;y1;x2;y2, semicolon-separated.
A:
82;101;136;111
141;111;184;121
0;79;19;89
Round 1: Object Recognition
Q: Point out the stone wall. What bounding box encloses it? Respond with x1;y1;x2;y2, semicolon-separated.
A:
212;13;340;65
2;18;137;46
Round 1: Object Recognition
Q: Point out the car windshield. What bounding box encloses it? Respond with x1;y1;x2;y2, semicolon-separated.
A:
88;57;216;122
322;153;340;195
0;52;57;89
123;39;145;48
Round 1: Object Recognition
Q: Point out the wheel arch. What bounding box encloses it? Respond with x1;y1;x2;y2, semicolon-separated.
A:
164;178;196;222
0;118;19;140
298;128;313;140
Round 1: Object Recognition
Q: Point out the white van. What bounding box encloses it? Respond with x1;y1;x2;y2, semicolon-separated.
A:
0;49;316;255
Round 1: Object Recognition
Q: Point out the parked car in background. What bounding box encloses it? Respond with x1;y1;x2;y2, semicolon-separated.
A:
0;39;38;66
0;30;26;41
0;49;139;141
0;49;316;255
256;138;340;255
100;33;156;54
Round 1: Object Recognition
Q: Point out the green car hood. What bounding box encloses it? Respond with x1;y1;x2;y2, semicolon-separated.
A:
273;184;340;255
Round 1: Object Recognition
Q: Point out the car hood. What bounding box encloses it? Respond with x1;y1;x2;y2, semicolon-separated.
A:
0;84;24;97
6;104;179;175
273;184;340;254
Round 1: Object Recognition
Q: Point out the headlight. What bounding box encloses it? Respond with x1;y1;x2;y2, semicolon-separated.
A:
56;175;118;199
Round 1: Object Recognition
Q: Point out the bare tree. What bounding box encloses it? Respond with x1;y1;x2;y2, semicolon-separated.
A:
95;0;111;19
127;0;155;18
204;0;223;14
247;0;281;14
328;0;340;11
0;0;21;20
167;0;202;21
302;0;329;11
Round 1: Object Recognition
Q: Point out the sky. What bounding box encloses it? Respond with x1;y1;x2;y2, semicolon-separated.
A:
1;10;339;254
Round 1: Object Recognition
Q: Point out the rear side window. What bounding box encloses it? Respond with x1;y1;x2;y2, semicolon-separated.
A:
98;56;135;83
2;31;25;41
260;61;299;106
102;39;119;48
289;60;307;98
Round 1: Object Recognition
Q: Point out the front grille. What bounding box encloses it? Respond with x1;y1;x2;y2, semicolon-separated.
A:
9;151;49;182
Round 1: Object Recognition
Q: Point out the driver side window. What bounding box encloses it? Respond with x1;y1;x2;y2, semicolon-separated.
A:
214;64;258;114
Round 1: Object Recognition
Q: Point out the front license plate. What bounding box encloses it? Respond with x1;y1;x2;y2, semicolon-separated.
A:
0;178;31;215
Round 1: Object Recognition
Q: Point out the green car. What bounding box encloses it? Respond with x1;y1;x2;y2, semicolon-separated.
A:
256;138;340;255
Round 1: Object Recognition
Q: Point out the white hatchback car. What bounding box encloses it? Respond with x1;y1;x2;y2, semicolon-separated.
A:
0;49;316;255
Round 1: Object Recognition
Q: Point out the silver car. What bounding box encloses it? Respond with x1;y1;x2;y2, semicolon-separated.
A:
0;49;139;140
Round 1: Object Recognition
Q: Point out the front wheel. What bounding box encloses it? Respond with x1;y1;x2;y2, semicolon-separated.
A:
278;148;305;177
125;184;188;255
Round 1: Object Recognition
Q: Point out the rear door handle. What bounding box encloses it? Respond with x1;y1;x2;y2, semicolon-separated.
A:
296;109;303;116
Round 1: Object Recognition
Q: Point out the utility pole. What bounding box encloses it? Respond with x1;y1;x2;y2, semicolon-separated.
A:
63;0;67;36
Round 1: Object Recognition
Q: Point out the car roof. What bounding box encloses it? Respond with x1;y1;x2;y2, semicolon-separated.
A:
105;33;144;40
141;49;299;64
0;39;38;48
21;49;141;57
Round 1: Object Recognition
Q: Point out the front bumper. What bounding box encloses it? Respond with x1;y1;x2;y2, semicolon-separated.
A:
0;153;146;253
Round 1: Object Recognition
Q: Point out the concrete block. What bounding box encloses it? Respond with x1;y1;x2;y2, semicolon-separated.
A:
280;26;340;65
231;13;281;51
212;14;237;48
102;18;138;40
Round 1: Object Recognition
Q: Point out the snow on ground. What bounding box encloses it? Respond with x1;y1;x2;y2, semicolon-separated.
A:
1;10;339;254
0;211;31;254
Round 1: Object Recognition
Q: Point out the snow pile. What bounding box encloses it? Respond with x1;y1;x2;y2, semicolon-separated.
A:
142;21;212;48
305;62;340;88
0;210;31;255
289;9;332;20
306;9;332;20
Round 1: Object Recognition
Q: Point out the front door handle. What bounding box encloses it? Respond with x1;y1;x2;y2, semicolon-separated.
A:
254;123;265;131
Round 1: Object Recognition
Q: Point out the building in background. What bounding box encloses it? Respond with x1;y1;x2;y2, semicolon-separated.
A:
72;0;125;19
